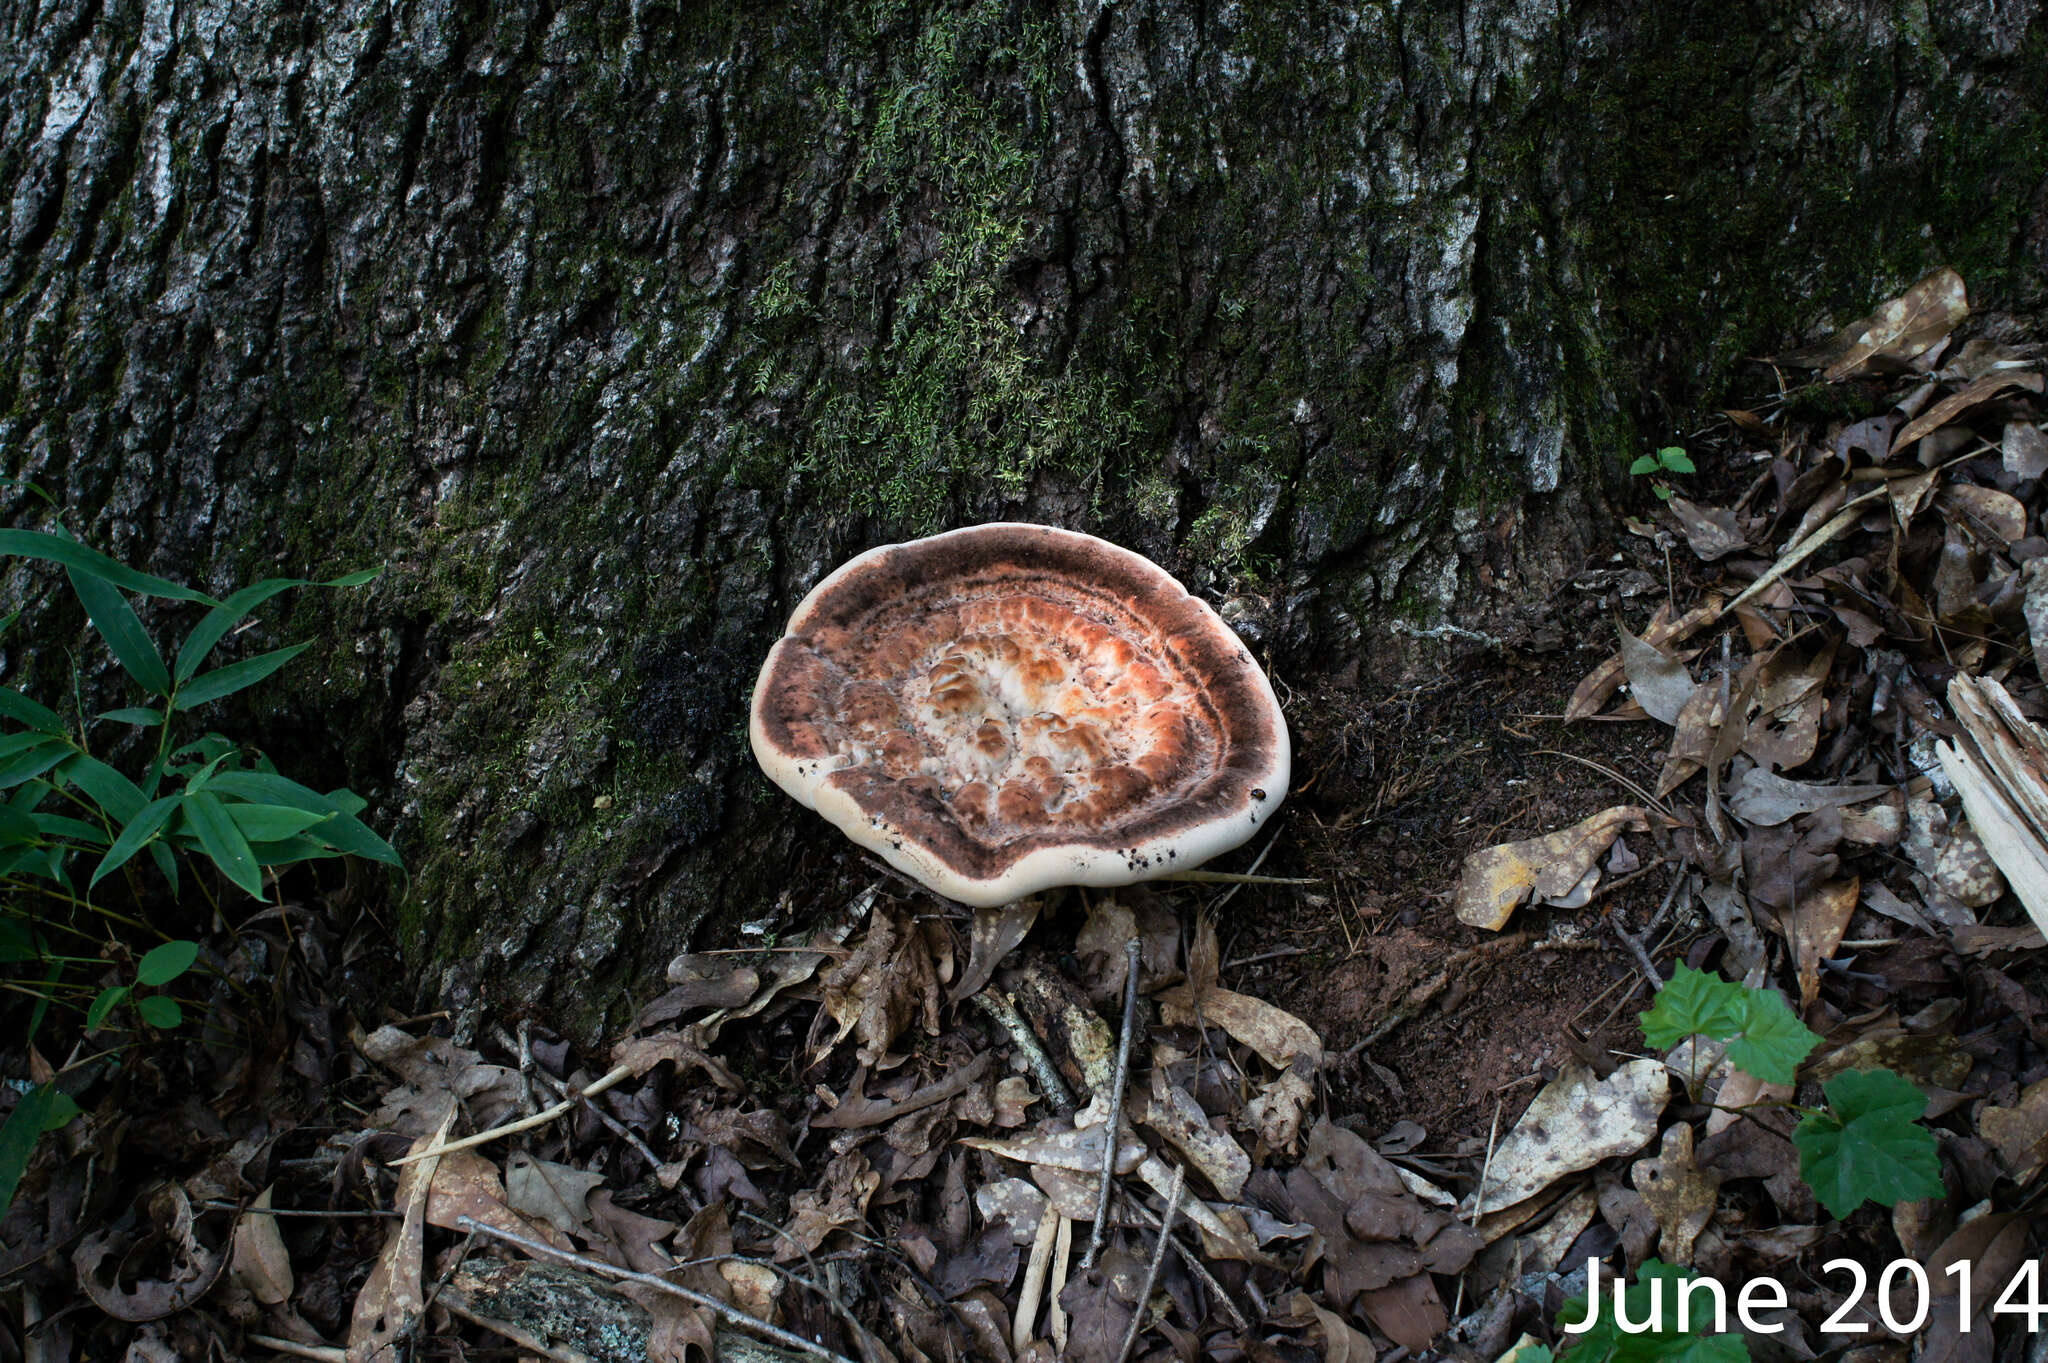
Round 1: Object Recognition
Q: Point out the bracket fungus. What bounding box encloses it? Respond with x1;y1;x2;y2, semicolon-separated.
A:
750;523;1291;906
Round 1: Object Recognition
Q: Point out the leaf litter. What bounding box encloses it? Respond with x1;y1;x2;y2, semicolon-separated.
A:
4;269;2045;1362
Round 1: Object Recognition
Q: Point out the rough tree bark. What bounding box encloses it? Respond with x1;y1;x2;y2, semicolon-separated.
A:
1;0;2043;1036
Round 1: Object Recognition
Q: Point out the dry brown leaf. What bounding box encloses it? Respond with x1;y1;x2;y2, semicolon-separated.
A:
952;897;1043;1005
1357;1272;1448;1353
1890;369;2045;454
814;1051;993;1130
2003;420;2048;479
1618;617;1697;724
610;1029;742;1092
960;1126;1145;1176
1939;674;2048;939
1140;1071;1250;1199
1629;1124;1721;1265
1307;1297;1378;1363
359;1027;523;1137
228;1187;293;1307
75;1186;229;1324
1453;806;1649;930
1465;1060;1670;1215
1937;483;2028;544
1243;1066;1318;1159
777;1148;880;1259
426;1150;572;1251
1782;876;1859;1009
1668;496;1749;560
1726;768;1891;826
818;905;939;1065
347;1110;453;1362
503;1152;605;1240
1566;598;1720;719
1157;984;1323;1070
1977;1077;2048;1184
1778;266;1968;380
1656;678;1724;798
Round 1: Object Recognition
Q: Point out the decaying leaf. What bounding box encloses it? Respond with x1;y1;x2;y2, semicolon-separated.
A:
952;898;1043;1005
75;1185;229;1324
1725;768;1890;827
1890;369;2045;455
1465;1060;1670;1214
1453;806;1649;930
360;1027;524;1137
1777;266;1968;380
228;1187;293;1307
1780;876;1860;1009
777;1148;880;1259
504;1152;606;1240
347;1111;453;1362
1667;496;1749;560
1566;599;1721;719
1617;618;1697;724
1629;1124;1721;1265
1158;984;1324;1071
1977;1078;2048;1184
1140;1070;1250;1199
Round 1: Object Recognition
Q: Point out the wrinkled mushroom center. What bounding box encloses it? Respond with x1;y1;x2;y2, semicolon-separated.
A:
798;585;1219;842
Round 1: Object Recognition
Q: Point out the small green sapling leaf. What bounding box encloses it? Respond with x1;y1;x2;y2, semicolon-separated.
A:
136;939;199;987
1793;1068;1944;1217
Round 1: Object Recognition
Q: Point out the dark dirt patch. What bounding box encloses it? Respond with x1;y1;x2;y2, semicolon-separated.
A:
1205;616;1702;1144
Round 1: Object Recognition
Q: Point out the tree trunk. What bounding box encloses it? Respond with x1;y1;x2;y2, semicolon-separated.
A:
2;0;2042;1036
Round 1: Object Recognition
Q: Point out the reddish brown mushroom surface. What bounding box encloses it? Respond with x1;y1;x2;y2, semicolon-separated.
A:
750;523;1290;905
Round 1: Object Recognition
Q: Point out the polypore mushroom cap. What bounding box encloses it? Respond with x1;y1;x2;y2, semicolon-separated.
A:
749;523;1290;906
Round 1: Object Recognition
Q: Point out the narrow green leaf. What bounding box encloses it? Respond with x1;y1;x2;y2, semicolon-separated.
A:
174;568;379;681
173;579;303;682
0;804;38;843
209;772;401;866
95;706;163;726
148;839;179;892
0;918;35;962
56;755;147;824
1793;1068;1944;1217
86;984;130;1031
137;939;199;986
92;795;179;888
180;791;265;898
0;686;66;735
29;812;107;846
0;1084;57;1217
225;802;329;842
0;732;56;761
245;835;341;864
0;529;215;603
137;995;183;1028
65;567;170;695
0;739;71;791
174;642;310;709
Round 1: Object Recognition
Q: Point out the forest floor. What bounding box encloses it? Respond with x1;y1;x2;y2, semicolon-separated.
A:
8;269;2048;1363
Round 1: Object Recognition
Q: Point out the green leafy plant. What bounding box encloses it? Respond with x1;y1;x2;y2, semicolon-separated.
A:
1639;967;1941;1217
1629;445;1696;500
1639;964;1819;1086
1792;1068;1946;1217
0;518;400;1214
1556;1259;1749;1363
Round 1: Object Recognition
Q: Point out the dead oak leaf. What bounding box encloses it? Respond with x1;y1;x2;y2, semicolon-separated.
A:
1629;1123;1721;1265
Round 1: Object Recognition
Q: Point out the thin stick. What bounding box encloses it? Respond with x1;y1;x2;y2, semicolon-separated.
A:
1468;1099;1503;1223
1013;1204;1061;1353
973;990;1077;1113
202;1201;397;1220
1112;1165;1184;1363
1611;873;1688;992
391;1061;636;1166
246;1337;345;1362
496;1024;667;1175
1084;939;1143;1271
1125;1186;1252;1335
456;1216;859;1363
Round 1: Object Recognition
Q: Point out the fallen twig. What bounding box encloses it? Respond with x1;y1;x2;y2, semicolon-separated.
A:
973;989;1077;1113
390;1061;637;1166
1084;939;1142;1271
1113;1165;1184;1363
